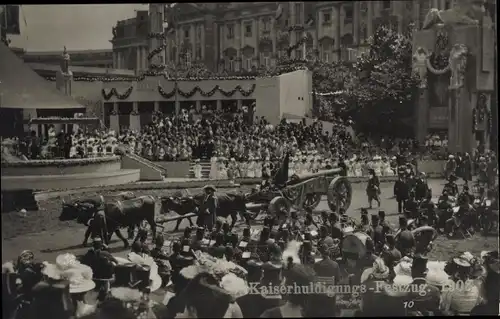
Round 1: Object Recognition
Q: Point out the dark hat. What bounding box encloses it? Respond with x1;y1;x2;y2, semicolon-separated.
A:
302;241;313;252
242;227;251;238
399;216;407;224
262;260;283;271
361;208;368;215
212;246;226;259
386;233;395;245
412;254;428;271
371;214;379;221
247;259;263;268
378;210;386;218
203;184;217;192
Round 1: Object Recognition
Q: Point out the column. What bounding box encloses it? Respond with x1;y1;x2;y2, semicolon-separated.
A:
201;25;205;61
353;2;360;45
110;102;119;132
333;6;341;61
113;52;117;69
236;99;243;110
154;101;160;113
136;47;141;71
216;100;222;111
130;102;141;132
367;2;373;39
175;100;180;115
415;89;429;143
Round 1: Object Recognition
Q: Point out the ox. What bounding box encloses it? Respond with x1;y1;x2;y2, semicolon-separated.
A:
162;191;251;230
160;196;197;231
59;195;156;248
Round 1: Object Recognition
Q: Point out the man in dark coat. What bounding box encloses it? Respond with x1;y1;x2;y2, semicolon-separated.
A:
395;216;415;257
200;185;218;230
405;255;441;316
394;175;409;214
381;234;401;279
368;214;385;253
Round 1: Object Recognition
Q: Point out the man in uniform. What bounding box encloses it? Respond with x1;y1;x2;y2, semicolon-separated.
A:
443;174;459;197
395;216;415;257
368;214;385;254
405;255;441;316
394;174;409;214
200;185;218;230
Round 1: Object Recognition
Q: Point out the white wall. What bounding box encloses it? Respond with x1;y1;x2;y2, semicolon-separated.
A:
255;76;281;125
278;70;312;120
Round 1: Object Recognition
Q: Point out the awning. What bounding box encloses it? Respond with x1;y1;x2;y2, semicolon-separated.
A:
0;42;85;109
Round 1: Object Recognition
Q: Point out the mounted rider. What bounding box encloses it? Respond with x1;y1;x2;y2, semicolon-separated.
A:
83;202;108;247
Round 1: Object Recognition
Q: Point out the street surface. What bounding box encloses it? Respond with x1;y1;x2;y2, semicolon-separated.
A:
2;179;497;263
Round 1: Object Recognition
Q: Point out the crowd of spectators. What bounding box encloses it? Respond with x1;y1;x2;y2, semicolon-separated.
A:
1;109;493;182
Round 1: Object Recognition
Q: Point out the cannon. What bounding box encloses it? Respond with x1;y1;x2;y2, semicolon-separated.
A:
247;167;352;215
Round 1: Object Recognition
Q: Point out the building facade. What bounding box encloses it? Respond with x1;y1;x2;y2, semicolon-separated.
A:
150;1;459;73
22;49;113;69
111;10;149;71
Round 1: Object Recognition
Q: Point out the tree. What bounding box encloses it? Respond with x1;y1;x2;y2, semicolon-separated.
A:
345;25;420;137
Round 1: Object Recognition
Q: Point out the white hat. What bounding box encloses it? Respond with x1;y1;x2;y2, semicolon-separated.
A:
42;254;96;294
449;155;454;159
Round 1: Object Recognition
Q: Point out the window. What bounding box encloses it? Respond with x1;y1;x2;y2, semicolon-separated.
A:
196;25;202;40
227;24;234;39
229;58;235;72
295;3;302;24
295;49;302;59
323;52;329;62
195;45;202;60
344;5;353;23
347;48;359;62
382;1;391;10
244;23;252;37
444;0;451;9
245;58;252;70
262;19;270;32
264;56;270;67
323;11;331;24
184;28;190;38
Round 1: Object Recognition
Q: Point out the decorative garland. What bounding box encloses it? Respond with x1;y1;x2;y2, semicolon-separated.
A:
158;84;256;99
426;54;450;75
286;37;308;56
1;156;120;168
101;87;134;101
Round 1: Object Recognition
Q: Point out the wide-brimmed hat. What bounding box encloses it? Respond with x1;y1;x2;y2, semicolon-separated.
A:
361;258;390;283
203;184;216;192
114;255;162;292
42;254;96;294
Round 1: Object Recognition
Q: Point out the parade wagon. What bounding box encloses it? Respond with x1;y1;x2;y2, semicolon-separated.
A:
246;167;353;215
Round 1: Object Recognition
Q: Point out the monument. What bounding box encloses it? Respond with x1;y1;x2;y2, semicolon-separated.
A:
56;46;73;96
412;0;495;153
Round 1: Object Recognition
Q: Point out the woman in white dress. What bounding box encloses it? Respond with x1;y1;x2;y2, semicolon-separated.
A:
288;159;296;177
217;158;228;180
354;159;363;177
347;159;355;177
194;159;203;179
254;158;262;179
247;158;255;178
209;155;219;180
382;157;394;176
239;160;248;179
373;156;383;177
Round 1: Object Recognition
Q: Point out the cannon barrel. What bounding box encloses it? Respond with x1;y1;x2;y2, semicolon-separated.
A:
287;167;343;185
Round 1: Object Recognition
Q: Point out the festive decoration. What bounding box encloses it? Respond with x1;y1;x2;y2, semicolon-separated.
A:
286;37;308;56
101;87;134;101
1;156;120;168
426;53;450;75
158;84;256;99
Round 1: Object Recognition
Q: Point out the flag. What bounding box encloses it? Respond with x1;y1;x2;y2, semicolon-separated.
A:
273;152;290;186
164;3;177;34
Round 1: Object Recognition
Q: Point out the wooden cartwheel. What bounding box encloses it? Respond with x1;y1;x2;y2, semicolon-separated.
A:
327;176;353;213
